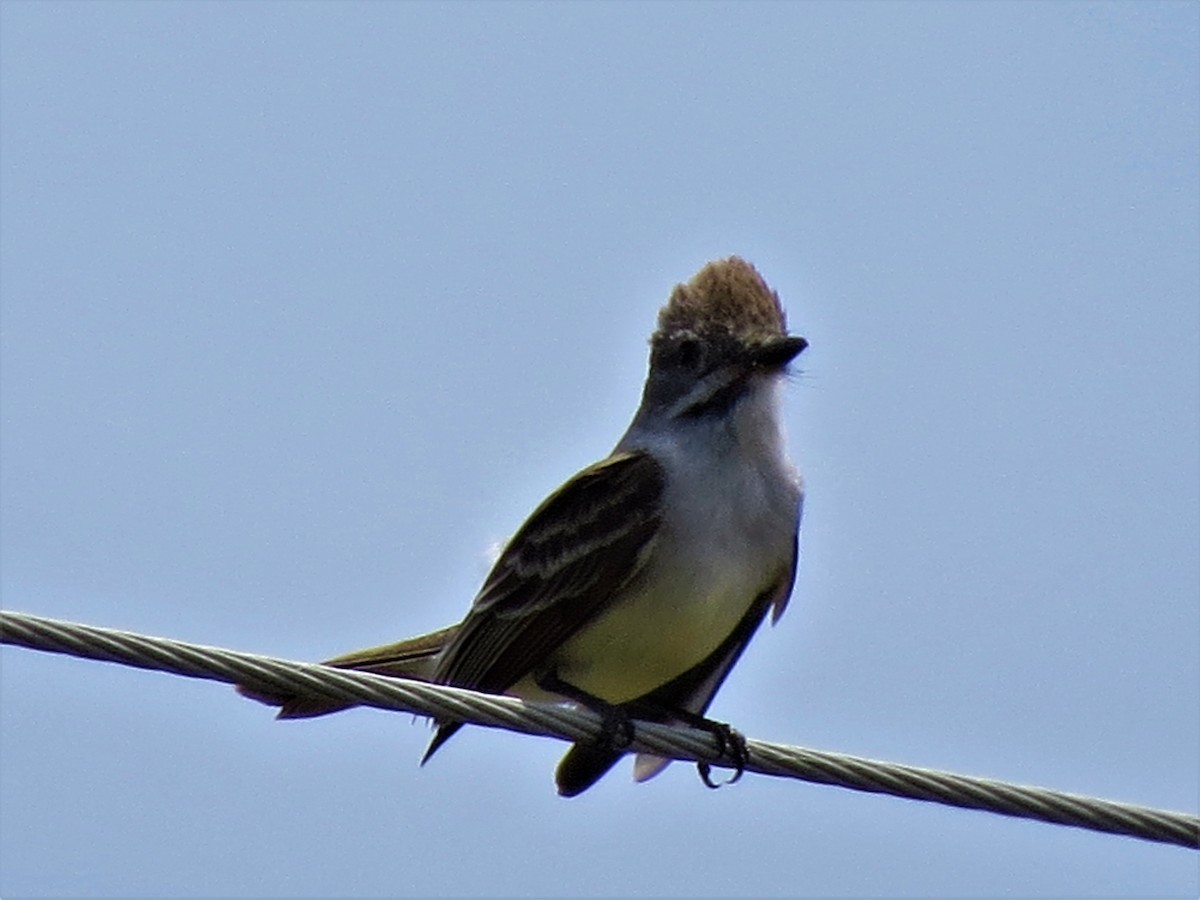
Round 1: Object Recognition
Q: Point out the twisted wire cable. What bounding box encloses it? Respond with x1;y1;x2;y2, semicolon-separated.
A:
2;609;1196;849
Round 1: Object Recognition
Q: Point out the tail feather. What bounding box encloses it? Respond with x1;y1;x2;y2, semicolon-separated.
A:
555;742;624;797
236;625;457;719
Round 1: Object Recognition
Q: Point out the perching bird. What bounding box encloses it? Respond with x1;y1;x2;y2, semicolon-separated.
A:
240;257;806;796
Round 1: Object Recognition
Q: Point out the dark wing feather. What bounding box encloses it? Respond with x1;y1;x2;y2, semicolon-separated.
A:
433;450;666;696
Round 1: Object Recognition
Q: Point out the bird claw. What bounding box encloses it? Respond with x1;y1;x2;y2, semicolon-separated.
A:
696;722;748;789
599;706;635;752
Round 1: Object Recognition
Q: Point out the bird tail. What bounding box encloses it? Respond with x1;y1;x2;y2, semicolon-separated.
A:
555;742;625;797
236;625;457;719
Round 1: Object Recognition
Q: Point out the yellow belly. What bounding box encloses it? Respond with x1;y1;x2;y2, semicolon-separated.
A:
524;568;764;705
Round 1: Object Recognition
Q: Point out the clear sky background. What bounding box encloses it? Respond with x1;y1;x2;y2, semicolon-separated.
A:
1;2;1197;897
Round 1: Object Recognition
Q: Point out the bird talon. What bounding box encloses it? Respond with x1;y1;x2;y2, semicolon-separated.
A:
694;722;748;789
600;707;635;752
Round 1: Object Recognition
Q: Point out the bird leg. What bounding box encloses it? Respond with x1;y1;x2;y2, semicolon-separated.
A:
535;669;635;752
536;670;748;788
621;700;749;789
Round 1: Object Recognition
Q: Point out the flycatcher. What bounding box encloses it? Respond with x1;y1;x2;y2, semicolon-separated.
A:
241;257;807;796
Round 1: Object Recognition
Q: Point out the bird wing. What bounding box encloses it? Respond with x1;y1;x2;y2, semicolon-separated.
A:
433;449;666;696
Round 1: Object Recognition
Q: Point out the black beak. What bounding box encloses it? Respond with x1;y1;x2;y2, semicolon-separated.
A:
751;335;808;370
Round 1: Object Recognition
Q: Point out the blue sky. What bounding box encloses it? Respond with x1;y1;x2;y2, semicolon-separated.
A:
1;2;1197;897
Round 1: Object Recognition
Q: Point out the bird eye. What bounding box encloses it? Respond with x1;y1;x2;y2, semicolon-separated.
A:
677;338;701;368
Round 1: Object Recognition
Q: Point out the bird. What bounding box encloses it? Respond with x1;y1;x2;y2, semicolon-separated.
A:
239;256;807;796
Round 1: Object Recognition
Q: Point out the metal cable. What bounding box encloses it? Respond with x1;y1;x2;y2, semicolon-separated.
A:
2;608;1195;849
